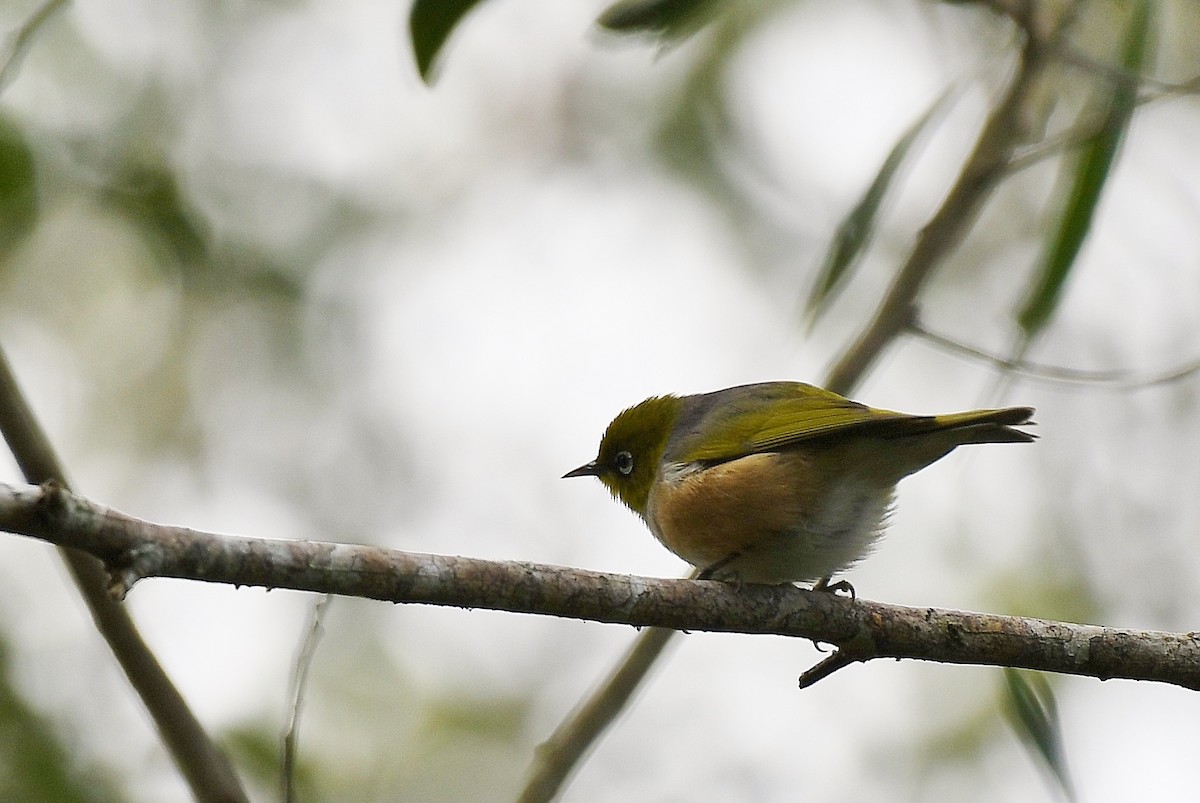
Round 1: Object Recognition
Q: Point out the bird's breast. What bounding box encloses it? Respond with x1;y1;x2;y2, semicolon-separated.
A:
644;450;891;583
646;452;811;567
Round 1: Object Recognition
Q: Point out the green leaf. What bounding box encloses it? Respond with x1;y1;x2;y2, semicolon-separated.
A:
1016;0;1155;338
597;0;722;39
104;164;208;267
409;0;491;83
806;91;950;324
0;641;122;802
0;116;37;257
1002;669;1075;802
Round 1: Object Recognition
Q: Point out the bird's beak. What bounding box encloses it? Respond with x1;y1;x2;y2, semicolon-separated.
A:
563;460;601;479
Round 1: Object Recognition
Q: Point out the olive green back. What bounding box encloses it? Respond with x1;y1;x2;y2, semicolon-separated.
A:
666;382;1033;465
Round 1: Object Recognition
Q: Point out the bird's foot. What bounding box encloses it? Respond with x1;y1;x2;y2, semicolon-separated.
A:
812;576;855;600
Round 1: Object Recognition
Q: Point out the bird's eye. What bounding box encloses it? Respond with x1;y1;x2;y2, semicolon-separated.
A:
615;450;634;476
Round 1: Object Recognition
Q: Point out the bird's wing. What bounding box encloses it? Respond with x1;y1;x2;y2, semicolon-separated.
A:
678;382;920;463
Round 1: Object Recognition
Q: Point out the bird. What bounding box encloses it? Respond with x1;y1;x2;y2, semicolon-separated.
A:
565;381;1035;587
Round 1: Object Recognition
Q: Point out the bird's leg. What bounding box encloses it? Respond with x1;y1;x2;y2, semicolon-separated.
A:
809;575;855;653
697;551;743;582
812;575;856;600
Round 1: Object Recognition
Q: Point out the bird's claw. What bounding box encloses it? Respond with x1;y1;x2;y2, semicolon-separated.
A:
812;577;856;600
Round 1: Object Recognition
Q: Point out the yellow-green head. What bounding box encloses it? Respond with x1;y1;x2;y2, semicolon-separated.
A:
563;395;682;515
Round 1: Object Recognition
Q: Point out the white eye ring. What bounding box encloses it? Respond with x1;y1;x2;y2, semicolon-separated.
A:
615;450;634;476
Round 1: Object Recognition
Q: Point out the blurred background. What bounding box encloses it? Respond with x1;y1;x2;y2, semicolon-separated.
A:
0;0;1198;800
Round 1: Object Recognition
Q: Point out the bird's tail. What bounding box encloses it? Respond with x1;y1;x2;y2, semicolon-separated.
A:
930;407;1037;445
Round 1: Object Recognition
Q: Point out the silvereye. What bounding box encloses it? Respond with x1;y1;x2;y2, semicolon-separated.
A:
565;381;1034;586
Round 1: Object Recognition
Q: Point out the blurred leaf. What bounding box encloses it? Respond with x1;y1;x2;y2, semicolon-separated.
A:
985;541;1101;628
0;641;121;802
597;0;723;39
0;0;69;94
104;164;208;267
409;0;491;83
1002;669;1075;802
806;91;950;325
225;723;320;802
419;695;528;743
1016;0;1155;339
0;116;37;257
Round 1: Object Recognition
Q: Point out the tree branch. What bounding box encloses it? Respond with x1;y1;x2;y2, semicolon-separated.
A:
0;349;248;803
1;481;1196;691
823;9;1054;393
518;625;676;803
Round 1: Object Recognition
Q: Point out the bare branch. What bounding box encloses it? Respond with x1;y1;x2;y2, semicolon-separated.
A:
824;15;1055;394
282;595;331;803
912;322;1200;390
0;349;249;803
1;481;1197;691
0;0;68;93
797;651;856;688
519;626;676;803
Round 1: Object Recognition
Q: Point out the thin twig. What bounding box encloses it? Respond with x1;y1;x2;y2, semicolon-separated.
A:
518;626;676;803
913;323;1200;390
282;595;331;803
0;0;68;93
797;651;857;689
0;348;249;803
824;19;1055;393
1054;42;1198;97
1004;75;1192;178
